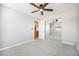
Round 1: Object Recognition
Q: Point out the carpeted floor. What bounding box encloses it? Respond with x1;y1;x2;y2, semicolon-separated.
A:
0;30;78;56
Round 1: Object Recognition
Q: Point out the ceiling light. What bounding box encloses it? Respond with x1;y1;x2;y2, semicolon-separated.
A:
40;9;43;11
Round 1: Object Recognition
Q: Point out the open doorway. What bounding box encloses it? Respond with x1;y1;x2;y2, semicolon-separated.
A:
33;18;46;40
53;19;62;41
34;19;39;40
46;18;63;41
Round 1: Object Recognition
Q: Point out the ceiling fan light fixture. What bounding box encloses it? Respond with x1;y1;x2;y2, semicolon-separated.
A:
30;3;53;15
40;9;43;11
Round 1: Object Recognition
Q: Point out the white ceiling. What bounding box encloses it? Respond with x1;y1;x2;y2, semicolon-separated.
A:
2;3;78;20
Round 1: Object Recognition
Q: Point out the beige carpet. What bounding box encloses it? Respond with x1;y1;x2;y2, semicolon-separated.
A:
0;38;78;56
0;30;78;56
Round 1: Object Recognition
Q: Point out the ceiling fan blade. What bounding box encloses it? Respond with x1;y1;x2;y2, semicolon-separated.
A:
41;11;43;15
30;3;39;9
43;9;53;11
39;4;44;9
32;10;39;13
43;3;49;8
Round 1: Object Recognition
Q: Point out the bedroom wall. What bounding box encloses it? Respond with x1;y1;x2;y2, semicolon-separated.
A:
61;5;77;44
39;20;46;40
0;4;2;48
76;4;79;49
0;5;34;49
44;4;78;45
57;4;77;44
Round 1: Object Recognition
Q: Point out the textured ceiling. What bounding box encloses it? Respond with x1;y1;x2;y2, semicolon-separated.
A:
2;3;77;20
2;3;64;19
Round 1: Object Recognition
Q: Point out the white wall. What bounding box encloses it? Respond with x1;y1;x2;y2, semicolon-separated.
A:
0;5;34;49
60;4;77;44
76;4;79;47
46;21;50;39
61;4;77;44
39;20;46;40
45;4;78;44
0;4;2;48
62;9;77;44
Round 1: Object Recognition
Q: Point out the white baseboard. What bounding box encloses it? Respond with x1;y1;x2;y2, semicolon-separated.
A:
76;45;79;50
62;41;74;46
75;45;79;55
0;40;32;51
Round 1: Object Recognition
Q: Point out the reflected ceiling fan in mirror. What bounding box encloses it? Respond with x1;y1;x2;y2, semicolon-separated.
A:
30;3;53;15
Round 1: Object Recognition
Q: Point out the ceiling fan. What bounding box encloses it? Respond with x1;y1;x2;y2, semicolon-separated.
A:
30;3;53;15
